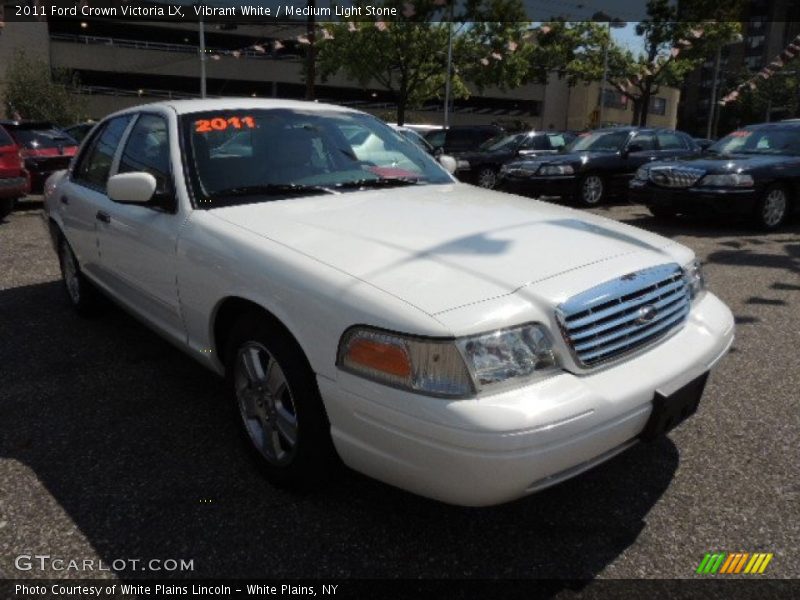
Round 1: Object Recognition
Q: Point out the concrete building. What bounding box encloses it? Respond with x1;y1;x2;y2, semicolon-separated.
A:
0;14;679;130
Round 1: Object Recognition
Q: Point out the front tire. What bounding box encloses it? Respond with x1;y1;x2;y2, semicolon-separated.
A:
226;315;339;490
648;205;678;220
577;174;605;206
476;167;498;189
58;238;101;316
754;185;789;231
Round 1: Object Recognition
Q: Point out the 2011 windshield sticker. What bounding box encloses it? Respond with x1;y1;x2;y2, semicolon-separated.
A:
195;116;256;133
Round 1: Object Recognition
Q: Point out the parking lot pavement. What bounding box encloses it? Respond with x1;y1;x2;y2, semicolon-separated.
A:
1;198;798;583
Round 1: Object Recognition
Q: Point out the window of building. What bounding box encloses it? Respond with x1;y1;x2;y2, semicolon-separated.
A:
600;88;627;110
649;97;667;116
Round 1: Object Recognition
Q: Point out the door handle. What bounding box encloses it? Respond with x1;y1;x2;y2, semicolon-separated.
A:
95;210;111;224
60;196;69;205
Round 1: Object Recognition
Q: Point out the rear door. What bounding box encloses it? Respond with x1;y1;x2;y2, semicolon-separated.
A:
59;115;133;278
656;130;697;160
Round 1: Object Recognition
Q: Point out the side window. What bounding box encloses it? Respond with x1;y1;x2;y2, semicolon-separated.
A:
72;116;132;191
118;114;171;195
657;132;686;150
426;130;445;149
546;133;567;149
631;132;656;151
528;135;551;150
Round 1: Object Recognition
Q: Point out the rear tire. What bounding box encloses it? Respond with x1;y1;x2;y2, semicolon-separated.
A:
58;238;101;316
754;185;789;231
225;314;340;490
0;198;13;221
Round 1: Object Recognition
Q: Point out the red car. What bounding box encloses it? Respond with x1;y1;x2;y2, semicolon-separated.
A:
0;120;78;194
0;124;29;220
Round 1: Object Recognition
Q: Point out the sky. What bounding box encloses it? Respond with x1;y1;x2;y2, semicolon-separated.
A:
612;22;645;55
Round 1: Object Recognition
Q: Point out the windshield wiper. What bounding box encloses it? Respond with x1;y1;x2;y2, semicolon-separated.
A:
206;183;336;199
334;177;420;189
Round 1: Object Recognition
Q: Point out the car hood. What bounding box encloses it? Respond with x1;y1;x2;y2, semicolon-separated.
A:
506;151;604;169
209;184;680;315
655;153;800;173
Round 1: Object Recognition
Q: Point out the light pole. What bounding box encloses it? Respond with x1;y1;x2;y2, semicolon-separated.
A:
707;34;743;138
443;2;454;128
592;13;626;128
198;11;207;98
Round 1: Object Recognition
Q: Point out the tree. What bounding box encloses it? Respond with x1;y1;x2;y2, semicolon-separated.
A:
602;0;742;126
3;49;82;124
315;0;533;124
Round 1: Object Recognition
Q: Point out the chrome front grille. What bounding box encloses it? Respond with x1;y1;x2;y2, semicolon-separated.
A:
648;166;705;188
557;264;691;368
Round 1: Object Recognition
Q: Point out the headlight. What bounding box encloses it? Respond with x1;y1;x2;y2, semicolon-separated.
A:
635;166;649;181
683;259;706;301
697;173;754;187
537;164;574;176
338;324;559;397
456;159;471;170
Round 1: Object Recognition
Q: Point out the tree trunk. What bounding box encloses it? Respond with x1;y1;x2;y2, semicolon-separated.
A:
639;81;653;127
397;75;408;125
631;99;641;126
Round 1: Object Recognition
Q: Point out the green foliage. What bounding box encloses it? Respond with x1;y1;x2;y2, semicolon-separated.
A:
315;0;532;124
603;0;743;125
3;49;82;125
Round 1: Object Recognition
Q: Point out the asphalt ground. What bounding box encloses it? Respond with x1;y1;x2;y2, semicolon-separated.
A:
0;197;798;589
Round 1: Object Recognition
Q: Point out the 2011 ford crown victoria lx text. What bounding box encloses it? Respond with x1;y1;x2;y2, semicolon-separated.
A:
42;99;735;506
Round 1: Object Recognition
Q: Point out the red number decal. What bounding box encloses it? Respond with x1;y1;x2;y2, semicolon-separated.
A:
196;116;256;133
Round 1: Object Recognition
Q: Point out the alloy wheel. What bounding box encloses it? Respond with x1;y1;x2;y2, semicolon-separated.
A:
234;342;298;466
762;188;787;228
61;244;81;305
581;175;604;205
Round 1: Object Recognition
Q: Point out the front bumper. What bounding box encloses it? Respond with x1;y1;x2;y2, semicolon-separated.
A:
320;292;734;506
497;173;577;197
629;180;759;216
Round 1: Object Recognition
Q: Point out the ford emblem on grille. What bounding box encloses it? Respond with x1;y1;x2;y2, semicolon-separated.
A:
635;305;658;324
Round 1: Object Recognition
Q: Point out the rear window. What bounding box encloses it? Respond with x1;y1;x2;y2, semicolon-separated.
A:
8;127;77;149
0;126;14;147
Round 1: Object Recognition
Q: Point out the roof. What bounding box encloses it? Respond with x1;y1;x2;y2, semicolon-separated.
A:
112;97;361;117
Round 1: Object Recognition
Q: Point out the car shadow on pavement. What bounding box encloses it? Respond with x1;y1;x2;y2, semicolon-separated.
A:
1;280;679;584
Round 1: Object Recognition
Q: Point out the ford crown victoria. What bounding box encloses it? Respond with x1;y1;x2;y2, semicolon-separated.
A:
42;99;734;506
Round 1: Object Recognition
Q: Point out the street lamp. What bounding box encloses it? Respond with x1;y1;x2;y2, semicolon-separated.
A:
592;12;626;127
708;33;743;139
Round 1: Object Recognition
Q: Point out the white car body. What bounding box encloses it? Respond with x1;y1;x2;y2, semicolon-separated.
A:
43;99;734;506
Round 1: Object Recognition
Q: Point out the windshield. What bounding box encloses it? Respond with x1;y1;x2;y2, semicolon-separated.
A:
709;127;800;156
567;130;631;153
479;133;524;152
183;109;452;207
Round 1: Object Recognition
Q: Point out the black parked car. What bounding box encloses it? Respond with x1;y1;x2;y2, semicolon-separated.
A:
452;130;576;189
62;121;97;144
497;127;701;206
425;125;504;155
629;122;800;230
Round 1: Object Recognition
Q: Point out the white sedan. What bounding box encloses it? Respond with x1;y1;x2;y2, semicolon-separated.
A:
43;99;734;506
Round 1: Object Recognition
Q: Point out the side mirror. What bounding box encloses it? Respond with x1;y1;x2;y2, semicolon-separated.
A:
107;172;157;204
438;154;457;174
697;140;712;151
